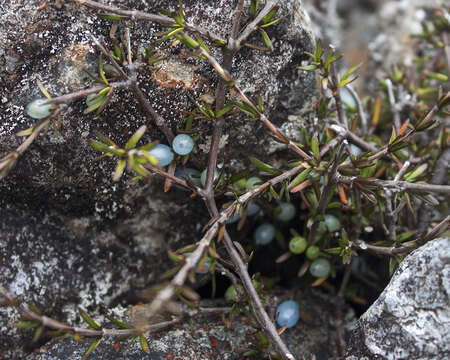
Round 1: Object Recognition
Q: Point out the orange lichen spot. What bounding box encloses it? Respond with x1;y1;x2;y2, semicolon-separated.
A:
113;343;120;350
151;55;199;91
209;336;218;348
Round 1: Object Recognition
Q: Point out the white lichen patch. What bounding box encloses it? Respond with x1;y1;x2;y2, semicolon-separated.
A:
198;134;229;153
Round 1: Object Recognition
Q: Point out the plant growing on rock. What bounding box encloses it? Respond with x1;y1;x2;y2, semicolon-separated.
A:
1;1;449;359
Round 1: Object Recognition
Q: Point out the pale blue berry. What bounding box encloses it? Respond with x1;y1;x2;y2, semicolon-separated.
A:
226;211;241;224
254;223;275;245
324;214;341;232
246;177;261;190
246;201;261;217
148;144;174;166
309;258;331;278
26;99;52;119
276;300;299;329
172;134;194;155
174;168;201;188
274;202;296;222
196;257;212;274
200;168;219;187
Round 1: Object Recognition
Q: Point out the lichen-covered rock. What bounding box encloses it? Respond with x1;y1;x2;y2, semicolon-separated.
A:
345;238;450;360
25;292;355;360
0;1;315;358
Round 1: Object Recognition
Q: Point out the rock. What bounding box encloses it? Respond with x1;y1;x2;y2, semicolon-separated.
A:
345;237;450;360
0;1;315;358
25;292;355;360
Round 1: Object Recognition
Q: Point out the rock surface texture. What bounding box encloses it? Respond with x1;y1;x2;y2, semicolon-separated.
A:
345;237;450;360
25;292;354;360
0;0;315;358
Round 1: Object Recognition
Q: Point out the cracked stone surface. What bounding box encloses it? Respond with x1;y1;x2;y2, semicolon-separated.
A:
345;237;450;360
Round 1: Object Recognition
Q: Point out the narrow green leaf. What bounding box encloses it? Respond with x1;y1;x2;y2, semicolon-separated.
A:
33;326;44;343
14;320;40;329
125;125;147;150
259;29;273;50
297;65;317;71
216;102;233;118
261;6;279;24
250;0;259;17
139;335;150;353
90;140;112;153
81;338;101;360
249;157;280;175
314;39;323;61
113;159;127;181
234;102;258;118
341;63;361;82
106;316;132;329
311;133;320;160
396;231;415;243
404;163;427;182
97;14;125;21
79;308;102;330
98;54;109;86
288;167;312;189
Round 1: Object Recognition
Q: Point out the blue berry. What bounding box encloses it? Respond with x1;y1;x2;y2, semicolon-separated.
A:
276;300;299;328
253;223;275;245
324;214;341;232
246;177;261;190
274;202;296;222
226;211;241;224
200;168;219;187
196;257;212;274
148;144;174;166
246;201;261;217
172;134;194;155
26;99;52;119
175;168;201;187
309;258;331;278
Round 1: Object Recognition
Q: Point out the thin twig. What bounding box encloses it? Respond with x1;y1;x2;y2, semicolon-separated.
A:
346;85;367;134
417;148;450;236
75;0;225;44
385;79;401;133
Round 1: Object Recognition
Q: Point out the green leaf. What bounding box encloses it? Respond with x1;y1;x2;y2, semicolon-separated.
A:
125;125;147;150
258;29;273;50
338;77;358;88
298;64;317;71
261;6;279;24
79;308;102;330
106;316;132;329
179;34;199;49
98;54;109;86
113;159;127;181
311;133;320;159
392;66;403;83
215;102;234;118
249;157;280;175
140;335;150;353
14;320;40;328
404;163;427;182
90;140;112;153
97;14;125;21
425;71;448;82
84;93;107;114
314;39;323;61
288;167;312;189
32;326;44;343
82;338;101;360
250;0;259;18
341;63;361;82
389;257;398;276
234;102;258;118
396;231;415;243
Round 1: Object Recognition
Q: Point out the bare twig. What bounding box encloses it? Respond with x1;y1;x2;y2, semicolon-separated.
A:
346;85;367;134
336;173;450;194
75;0;225;44
417;148;450;236
385;79;401;133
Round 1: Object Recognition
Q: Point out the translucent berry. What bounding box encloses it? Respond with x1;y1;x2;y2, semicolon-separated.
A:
226;211;241;224
324;214;341;232
289;236;307;254
246;177;262;190
276;300;299;329
196;257;212;274
174;168;201;187
254;223;276;246
274;202;296;222
306;245;320;260
26;99;52;119
172;134;194;155
200;168;219;187
246;201;261;217
225;284;243;302
148;144;174;166
309;258;331;278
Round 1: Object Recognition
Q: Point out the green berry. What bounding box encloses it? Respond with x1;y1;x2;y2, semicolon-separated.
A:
289;236;307;254
235;178;247;190
246;177;261;190
225;285;243;302
26;99;52;119
306;245;320;260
